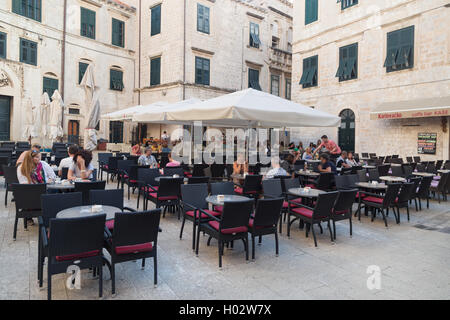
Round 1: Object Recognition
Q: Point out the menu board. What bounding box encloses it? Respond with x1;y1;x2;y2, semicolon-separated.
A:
417;133;437;154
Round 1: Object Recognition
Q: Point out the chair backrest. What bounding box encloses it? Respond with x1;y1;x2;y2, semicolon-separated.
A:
210;182;234;195
187;176;210;184
253;198;284;228
107;156;121;171
335;175;349;190
12;183;46;210
117;152;130;158
413;156;421;163
112;210;161;249
368;169;379;181
98;153;112;165
436;172;449;191
262;179;283;198
396;182;415;204
391;165;403;177
444;161;450;170
41;192;83;228
60;167;69;180
90;189;124;210
48;214;106;259
383;184;402;206
192;164;207;177
117;160;135;174
158;177;183;198
284;177;300;191
357;170;368;182
210;164;226;178
3;165;19;184
164;166;184;177
74;181;106;205
316;172;335;191
138;168;160;186
416;163;426;172
416;176;432;197
402;164;413;177
181;183;208;210
406;156;413;163
221;200;254;231
435;160;443;170
313;191;339;218
347;174;359;188
377;165;390;177
426;162;436;174
334;189;358;212
243;174;263;193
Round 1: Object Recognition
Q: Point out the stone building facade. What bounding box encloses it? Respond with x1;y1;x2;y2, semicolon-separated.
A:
291;0;450;161
0;0;137;145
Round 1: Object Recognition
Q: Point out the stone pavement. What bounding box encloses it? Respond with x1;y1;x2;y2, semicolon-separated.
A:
0;178;449;300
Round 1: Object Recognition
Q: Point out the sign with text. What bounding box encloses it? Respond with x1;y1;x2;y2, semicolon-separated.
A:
418;133;437;155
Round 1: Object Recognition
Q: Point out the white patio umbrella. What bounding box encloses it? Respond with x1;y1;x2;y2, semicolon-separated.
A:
40;92;51;139
48;90;64;141
22;98;34;140
101;101;169;121
131;98;201;122
133;89;340;128
31;98;42;138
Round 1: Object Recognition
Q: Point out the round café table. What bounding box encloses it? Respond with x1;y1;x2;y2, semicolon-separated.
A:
355;182;387;190
437;170;449;174
154;176;188;183
57;205;121;221
362;165;376;170
379;176;406;183
205;195;249;207
288;187;325;198
412;172;435;178
296;170;320;178
47;183;75;191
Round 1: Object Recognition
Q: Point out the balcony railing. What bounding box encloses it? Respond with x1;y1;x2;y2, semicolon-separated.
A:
269;47;292;68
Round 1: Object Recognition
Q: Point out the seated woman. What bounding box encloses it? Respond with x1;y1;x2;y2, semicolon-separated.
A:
302;147;313;160
131;142;142;156
138;147;158;168
347;152;359;167
165;153;181;167
17;150;56;184
232;153;249;184
68;150;94;180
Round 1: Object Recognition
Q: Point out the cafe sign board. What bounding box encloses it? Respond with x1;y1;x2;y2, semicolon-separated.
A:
418;133;437;155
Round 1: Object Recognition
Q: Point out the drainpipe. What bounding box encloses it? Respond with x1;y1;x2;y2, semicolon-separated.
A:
138;0;142;105
61;0;67;132
182;0;187;100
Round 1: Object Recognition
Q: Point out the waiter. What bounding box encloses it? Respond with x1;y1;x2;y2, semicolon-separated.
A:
313;135;341;161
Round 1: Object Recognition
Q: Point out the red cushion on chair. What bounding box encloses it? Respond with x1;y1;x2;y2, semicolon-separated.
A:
148;193;178;201
291;197;302;204
304;184;316;189
356;192;365;199
184;172;192;177
291;207;314;218
334;209;349;215
115;243;153;255
214;205;223;213
364;196;384;204
208;221;247;234
104;165;109;169
234;187;257;195
186;209;221;219
56;250;100;262
105;220;114;230
129;179;138;183
248;218;273;229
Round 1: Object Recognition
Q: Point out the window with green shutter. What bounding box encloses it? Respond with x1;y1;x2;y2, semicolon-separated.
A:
151;4;161;36
336;43;358;81
0;32;6;59
43;77;58;99
384;26;414;73
248;68;261;91
299;55;318;88
78;62;89;84
271;75;280;96
195;57;210;85
305;0;318;25
341;0;358;10
285;79;291;100
197;4;210;34
20;38;37;66
109;121;123;143
150;57;161;86
249;22;261;48
80;7;96;39
12;0;41;22
112;18;125;47
110;69;124;91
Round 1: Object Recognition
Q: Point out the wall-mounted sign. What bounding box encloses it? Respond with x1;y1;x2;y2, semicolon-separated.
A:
418;133;437;155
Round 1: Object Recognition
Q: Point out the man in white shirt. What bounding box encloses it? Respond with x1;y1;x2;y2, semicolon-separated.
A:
58;145;79;176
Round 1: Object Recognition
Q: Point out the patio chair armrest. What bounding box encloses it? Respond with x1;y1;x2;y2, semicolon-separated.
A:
123;207;136;212
40;226;48;248
146;184;158;192
359;190;383;198
288;201;314;211
198;208;220;222
180;200;197;212
104;227;112;239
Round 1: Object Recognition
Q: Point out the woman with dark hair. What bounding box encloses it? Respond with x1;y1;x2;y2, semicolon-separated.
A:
68;150;94;180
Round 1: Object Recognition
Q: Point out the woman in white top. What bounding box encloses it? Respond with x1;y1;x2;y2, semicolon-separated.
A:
17;150;56;184
68;150;94;180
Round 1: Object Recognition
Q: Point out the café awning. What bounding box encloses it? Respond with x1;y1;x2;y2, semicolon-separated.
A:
370;96;450;120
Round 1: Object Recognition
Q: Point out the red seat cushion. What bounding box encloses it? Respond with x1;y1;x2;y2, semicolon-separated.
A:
304;184;316;189
208;221;247;234
184;173;192;177
186;209;221;219
115;243;153;255
234;187;257;194
214;205;223;213
291;197;302;205
248;218;273;229
105;219;114;230
148;193;178;201
129;179;138;183
356;192;365;199
291;207;314;218
364;196;384;204
333;209;349;215
56;250;100;262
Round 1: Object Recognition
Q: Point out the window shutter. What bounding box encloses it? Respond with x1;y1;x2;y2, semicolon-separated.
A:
12;0;21;14
35;0;41;22
204;6;210;34
305;0;318;25
150;57;161;86
79;62;88;84
197;4;203;32
90;10;96;39
151;5;161;36
0;32;6;59
203;58;210;85
43;77;58;99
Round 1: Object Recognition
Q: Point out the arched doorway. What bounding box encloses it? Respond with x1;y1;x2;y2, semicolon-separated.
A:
338;109;355;152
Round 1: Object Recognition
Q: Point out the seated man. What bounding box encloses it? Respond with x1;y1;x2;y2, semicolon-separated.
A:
265;157;288;179
336;151;351;169
318;153;337;175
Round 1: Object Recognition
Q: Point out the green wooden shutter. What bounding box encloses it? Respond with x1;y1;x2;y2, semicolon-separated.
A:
89;9;96;39
110;69;123;91
202;58;210;85
112;18;124;47
0;32;6;59
43;77;58;99
204;6;210;34
35;0;41;22
78;62;89;84
12;0;21;15
20;38;37;66
151;5;161;36
195;57;210;85
396;26;414;67
197;4;203;32
384;29;400;70
150;57;161;86
305;0;318;25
